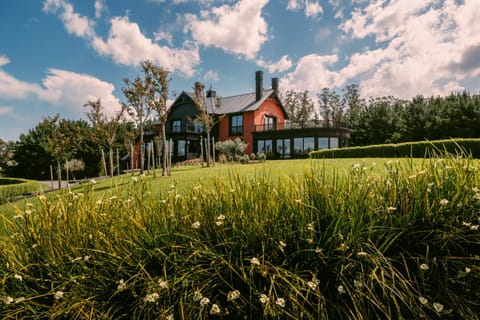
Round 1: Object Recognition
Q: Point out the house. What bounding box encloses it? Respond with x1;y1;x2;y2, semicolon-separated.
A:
156;71;350;163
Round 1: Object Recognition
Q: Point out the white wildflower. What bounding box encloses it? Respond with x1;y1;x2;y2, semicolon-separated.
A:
465;267;472;273
89;179;96;184
307;222;315;231
117;279;127;291
275;297;285;308
440;199;449;206
158;279;169;289
357;251;368;257
259;294;269;304
83;255;90;261
387;207;397;212
193;290;203;301
192;221;201;229
420;263;429;271
88;234;93;240
24;209;32;215
166;314;174;320
144;292;160;303
210;303;221;314
471;225;479;230
307;278;319;290
337;285;345;295
200;297;210;306
14;297;25;303
307;238;314;244
71;257;82;263
250;257;261;266
227;289;240;301
433;302;444;313
278;240;286;252
354;279;363;289
473;187;480;193
4;296;14;304
419;296;428;305
54;291;64;300
13;274;22;281
409;174;417;179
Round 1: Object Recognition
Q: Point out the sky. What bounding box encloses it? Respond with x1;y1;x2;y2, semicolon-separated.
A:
1;0;480;142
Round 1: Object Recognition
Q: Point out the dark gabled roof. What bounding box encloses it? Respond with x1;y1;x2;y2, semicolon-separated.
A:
174;89;288;117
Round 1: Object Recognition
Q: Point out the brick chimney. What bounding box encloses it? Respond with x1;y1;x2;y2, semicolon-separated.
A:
255;70;263;101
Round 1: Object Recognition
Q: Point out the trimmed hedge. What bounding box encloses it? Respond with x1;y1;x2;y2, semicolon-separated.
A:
310;138;480;159
0;178;42;204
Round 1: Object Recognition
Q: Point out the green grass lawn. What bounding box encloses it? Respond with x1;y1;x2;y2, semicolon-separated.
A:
1;156;480;319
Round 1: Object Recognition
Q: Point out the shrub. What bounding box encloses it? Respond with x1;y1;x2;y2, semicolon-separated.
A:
256;152;266;162
310;138;480;159
215;138;247;161
239;155;250;164
0;178;42;203
249;153;256;161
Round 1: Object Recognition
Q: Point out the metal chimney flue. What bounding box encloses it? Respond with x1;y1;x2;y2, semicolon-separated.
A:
255;70;263;101
271;77;279;95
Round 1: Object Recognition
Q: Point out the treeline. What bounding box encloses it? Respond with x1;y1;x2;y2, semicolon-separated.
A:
316;86;480;146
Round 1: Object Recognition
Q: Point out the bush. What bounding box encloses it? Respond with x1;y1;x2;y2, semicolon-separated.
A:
256;152;266;162
239;155;250;164
249;153;256;161
215;138;247;161
0;178;42;203
310;138;480;159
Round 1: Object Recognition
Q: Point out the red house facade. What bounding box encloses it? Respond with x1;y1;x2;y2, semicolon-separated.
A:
158;71;350;163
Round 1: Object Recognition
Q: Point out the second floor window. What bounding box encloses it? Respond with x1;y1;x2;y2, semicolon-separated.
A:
172;120;181;133
230;114;243;136
264;115;276;131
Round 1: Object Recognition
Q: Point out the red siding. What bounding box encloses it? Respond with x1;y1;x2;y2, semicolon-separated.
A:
218;96;286;155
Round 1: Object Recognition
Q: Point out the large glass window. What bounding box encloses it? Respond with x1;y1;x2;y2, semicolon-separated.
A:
172;120;181;133
294;138;303;156
194;119;203;133
264;115;276;131
230;114;243;135
318;137;329;149
257;139;273;153
329;137;339;149
304;137;314;153
277;138;291;158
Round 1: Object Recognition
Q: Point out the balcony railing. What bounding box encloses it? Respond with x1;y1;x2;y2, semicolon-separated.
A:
166;122;204;134
254;120;348;132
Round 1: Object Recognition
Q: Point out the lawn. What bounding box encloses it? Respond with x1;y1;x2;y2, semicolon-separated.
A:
1;157;479;319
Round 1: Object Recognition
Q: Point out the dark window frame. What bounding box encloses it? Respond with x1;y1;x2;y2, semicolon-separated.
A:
229;114;243;136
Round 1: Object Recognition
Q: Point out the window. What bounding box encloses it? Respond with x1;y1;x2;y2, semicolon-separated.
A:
194;119;204;133
264;115;276;131
172;120;181;133
304;137;314;153
294;137;314;155
177;140;186;156
318;137;329;149
230;114;243;136
257;139;273;153
329;137;339;149
277;139;291;158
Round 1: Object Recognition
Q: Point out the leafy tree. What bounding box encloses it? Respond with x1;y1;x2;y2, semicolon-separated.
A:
281;90;315;123
142;60;171;176
0;139;15;176
318;88;344;127
122;75;151;174
84;98;125;177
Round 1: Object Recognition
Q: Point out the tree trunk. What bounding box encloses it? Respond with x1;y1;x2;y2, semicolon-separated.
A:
101;149;107;177
140;128;145;175
109;147;114;177
161;126;167;176
57;160;61;190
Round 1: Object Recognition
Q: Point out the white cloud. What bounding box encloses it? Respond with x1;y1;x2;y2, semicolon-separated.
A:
0;56;43;100
0;106;13;116
43;0;201;76
93;16;200;76
94;0;105;19
286;0;323;18
154;31;174;46
185;0;269;60
282;54;339;92
43;0;95;38
284;0;480;99
203;70;219;82
256;55;293;73
39;68;121;117
305;1;323;18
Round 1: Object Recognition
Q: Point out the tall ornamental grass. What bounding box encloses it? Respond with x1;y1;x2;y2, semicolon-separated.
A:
1;156;480;319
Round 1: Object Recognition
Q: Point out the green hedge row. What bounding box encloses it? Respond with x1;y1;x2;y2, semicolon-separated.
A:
0;178;42;204
310;138;480;159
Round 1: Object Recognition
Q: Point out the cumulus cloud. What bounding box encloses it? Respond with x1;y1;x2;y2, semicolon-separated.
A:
94;0;105;19
92;16;200;76
0;56;121;117
284;0;480;99
43;0;201;76
39;68;121;116
286;0;323;18
203;70;219;82
256;55;293;73
185;0;269;60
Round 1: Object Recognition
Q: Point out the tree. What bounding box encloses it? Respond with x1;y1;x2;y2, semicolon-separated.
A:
142;60;171;176
281;90;315;123
42;115;81;189
122;75;151;174
191;82;222;167
318;88;344;127
84;98;125;177
0;139;15;176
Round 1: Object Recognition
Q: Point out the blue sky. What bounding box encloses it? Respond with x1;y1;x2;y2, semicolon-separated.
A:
1;0;479;141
